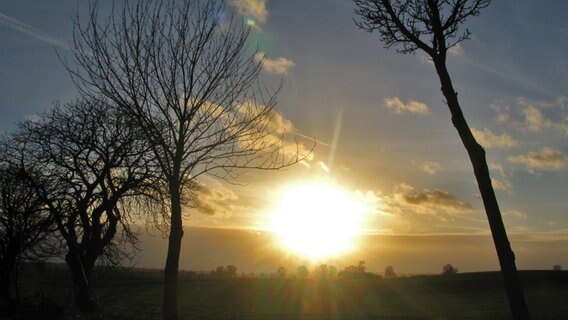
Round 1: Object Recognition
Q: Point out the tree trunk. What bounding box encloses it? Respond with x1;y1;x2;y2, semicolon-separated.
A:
163;180;184;320
434;60;530;320
0;261;13;305
0;248;18;307
65;250;96;312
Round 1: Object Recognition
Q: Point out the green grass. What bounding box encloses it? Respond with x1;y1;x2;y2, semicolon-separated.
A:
15;267;568;319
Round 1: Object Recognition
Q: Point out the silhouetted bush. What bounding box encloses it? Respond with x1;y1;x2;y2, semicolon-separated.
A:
384;265;396;277
441;264;458;275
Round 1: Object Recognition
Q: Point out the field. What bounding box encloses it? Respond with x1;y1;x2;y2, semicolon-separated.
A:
11;265;568;320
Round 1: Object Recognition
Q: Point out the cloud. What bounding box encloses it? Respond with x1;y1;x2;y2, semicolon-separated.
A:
492;178;513;194
233;100;314;162
0;12;68;50
471;128;518;148
268;111;294;134
522;106;551;132
491;97;568;136
488;163;514;194
194;182;238;201
255;52;296;75
448;43;463;56
235;100;293;134
228;0;268;23
386;184;473;215
412;160;441;174
191;181;238;217
503;210;528;219
384;97;429;115
508;147;565;171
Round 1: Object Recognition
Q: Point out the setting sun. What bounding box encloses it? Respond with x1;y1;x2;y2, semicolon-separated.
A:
269;181;372;260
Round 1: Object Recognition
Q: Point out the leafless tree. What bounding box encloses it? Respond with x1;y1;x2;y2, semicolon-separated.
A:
0;154;56;306
354;1;529;318
67;1;306;318
13;99;158;312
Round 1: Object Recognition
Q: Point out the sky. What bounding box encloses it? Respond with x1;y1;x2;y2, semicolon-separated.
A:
1;0;567;273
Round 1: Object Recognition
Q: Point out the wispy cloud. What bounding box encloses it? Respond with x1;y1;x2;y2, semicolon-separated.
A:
489;163;514;194
255;52;295;75
228;0;268;23
412;160;441;175
0;12;68;50
503;210;528;219
522;105;551;132
508;147;566;171
384;97;429;115
448;43;463;56
492;97;568;136
471;128;518;148
236;100;314;161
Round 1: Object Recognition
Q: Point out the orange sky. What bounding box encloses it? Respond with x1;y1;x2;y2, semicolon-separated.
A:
136;227;568;274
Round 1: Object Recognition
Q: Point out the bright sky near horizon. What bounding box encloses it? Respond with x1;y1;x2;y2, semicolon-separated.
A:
1;1;567;271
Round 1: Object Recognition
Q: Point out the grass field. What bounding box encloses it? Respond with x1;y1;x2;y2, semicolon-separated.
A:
12;266;568;319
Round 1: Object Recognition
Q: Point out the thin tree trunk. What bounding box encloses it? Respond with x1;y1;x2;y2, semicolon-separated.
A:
163;181;184;320
434;60;530;320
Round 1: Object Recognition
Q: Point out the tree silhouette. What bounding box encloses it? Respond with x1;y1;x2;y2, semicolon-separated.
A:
226;265;237;279
297;265;309;279
68;1;305;318
384;265;396;277
0;161;56;306
215;266;226;279
13;99;156;311
276;266;287;279
358;260;366;273
339;261;371;279
329;265;338;279
316;264;329;279
441;264;458;275
354;1;529;318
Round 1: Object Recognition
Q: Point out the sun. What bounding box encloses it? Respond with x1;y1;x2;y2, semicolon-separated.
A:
268;181;371;260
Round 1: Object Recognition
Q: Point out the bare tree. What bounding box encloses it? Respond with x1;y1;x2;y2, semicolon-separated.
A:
14;99;157;312
67;1;305;318
353;1;529;318
0;157;56;306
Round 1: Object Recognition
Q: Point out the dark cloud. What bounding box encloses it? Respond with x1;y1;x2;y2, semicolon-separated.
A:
386;184;473;215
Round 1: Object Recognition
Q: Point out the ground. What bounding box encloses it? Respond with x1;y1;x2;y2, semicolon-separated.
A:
7;264;568;319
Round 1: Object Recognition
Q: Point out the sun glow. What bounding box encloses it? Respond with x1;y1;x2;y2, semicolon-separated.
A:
269;181;372;260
